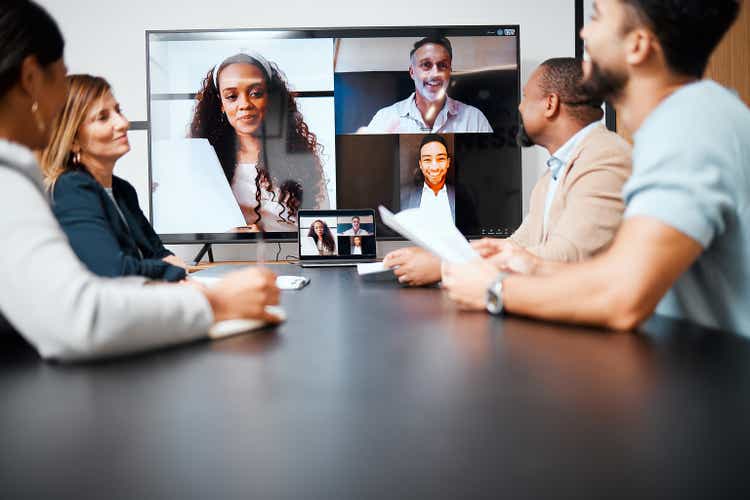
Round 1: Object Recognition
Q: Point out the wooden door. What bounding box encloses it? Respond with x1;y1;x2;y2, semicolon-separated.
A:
705;1;750;106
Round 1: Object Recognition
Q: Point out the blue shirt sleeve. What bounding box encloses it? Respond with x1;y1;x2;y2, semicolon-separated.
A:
623;126;736;249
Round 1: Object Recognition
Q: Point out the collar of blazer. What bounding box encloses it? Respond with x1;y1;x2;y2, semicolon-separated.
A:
555;122;608;185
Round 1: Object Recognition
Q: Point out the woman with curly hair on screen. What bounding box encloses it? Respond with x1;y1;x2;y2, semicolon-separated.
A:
190;53;329;233
307;219;336;256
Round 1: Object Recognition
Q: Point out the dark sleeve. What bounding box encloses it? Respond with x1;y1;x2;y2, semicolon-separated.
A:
456;184;479;235
116;179;173;259
400;186;417;211
116;179;185;282
52;174;181;280
337;236;351;256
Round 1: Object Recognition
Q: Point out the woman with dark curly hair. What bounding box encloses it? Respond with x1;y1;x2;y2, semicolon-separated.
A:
307;219;336;256
190;52;329;232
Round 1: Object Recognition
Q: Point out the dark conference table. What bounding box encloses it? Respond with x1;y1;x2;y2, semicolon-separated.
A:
2;264;750;499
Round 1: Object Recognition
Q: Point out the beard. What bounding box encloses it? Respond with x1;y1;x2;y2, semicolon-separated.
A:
516;115;535;148
416;80;447;102
581;60;628;102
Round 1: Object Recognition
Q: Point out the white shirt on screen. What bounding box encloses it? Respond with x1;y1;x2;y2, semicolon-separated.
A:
231;162;297;232
341;227;370;236
351;245;363;255
364;93;493;134
419;183;453;225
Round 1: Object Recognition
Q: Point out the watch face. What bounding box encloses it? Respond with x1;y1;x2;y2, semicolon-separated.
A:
486;278;504;315
486;297;502;315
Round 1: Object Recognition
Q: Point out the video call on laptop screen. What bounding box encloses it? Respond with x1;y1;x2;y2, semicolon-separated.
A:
146;27;521;243
298;210;376;260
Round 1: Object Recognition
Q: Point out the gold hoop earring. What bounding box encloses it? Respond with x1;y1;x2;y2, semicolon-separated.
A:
31;101;46;134
73;151;81;164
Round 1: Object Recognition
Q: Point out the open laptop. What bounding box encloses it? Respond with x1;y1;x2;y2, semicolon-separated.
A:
298;209;378;267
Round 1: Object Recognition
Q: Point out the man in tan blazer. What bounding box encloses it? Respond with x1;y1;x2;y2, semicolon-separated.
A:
384;58;632;285
506;124;631;261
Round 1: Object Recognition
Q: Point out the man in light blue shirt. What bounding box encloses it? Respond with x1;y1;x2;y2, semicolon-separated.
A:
363;36;493;134
621;80;750;333
442;0;749;336
542;121;600;231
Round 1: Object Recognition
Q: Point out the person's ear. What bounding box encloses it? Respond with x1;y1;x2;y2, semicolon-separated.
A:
409;65;415;79
18;55;43;101
625;28;655;67
544;93;560;119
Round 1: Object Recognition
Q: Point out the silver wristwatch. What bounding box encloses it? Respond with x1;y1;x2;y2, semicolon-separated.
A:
486;272;508;315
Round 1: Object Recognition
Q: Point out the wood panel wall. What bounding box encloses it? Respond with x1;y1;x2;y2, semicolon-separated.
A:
705;0;750;106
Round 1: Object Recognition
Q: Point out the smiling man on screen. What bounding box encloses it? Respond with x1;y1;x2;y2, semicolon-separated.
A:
364;36;493;134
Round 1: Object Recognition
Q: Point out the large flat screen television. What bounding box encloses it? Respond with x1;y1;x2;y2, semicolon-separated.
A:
146;26;521;243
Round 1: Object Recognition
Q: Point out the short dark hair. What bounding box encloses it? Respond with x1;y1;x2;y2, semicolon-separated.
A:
538;58;604;124
621;0;740;78
413;134;451;187
410;36;453;61
351;216;360;221
0;0;64;98
419;134;449;155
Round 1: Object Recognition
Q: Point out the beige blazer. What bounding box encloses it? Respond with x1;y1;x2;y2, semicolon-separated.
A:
509;123;632;261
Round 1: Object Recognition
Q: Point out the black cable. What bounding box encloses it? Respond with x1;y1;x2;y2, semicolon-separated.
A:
275;242;282;262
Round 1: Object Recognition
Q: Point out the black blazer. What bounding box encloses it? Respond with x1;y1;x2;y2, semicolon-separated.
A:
51;169;185;282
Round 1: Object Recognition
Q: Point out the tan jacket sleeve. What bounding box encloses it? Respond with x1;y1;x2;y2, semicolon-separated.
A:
508;213;533;247
525;133;632;261
509;172;548;248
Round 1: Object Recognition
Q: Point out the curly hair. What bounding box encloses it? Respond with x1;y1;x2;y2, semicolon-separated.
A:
307;219;335;254
189;54;327;227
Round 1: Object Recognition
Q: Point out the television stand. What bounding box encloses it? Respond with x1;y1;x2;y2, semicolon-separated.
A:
192;244;214;265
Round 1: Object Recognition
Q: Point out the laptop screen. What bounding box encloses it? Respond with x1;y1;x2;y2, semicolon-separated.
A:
298;209;377;261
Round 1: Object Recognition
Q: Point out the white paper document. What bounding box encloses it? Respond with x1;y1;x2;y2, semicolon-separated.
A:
208;305;287;339
151;138;247;234
357;262;387;274
356;261;396;282
379;205;479;264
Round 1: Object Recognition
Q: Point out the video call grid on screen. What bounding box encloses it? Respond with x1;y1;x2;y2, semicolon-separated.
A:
145;27;521;244
298;209;377;260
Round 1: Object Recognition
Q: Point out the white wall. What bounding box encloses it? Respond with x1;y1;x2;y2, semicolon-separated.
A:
584;3;594;32
39;0;575;262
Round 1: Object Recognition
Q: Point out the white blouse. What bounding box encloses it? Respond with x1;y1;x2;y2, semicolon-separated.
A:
231;162;297;232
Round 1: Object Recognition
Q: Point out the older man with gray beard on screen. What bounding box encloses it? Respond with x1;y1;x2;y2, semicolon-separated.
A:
364;36;493;134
